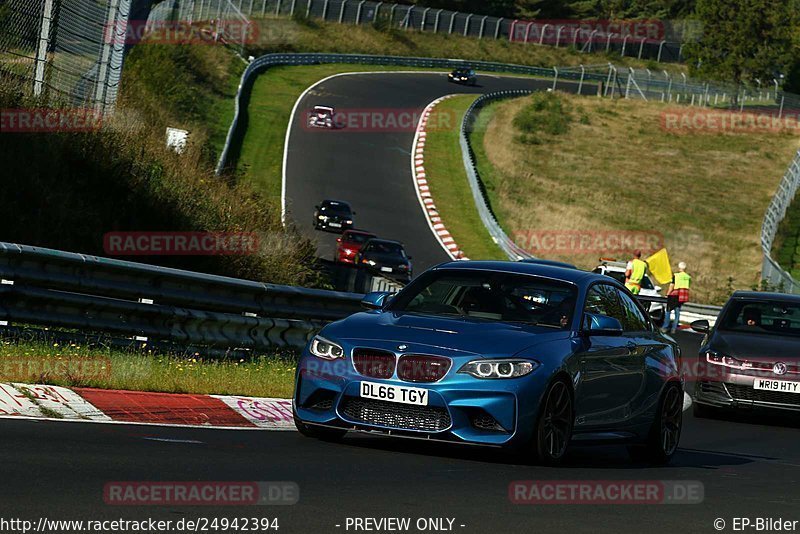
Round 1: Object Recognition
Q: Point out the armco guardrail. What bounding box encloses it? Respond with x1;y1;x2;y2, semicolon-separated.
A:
761;149;800;293
460;90;536;261
215;53;610;174
0;242;364;351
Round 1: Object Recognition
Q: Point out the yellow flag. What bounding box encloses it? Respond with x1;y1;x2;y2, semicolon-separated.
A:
646;248;673;285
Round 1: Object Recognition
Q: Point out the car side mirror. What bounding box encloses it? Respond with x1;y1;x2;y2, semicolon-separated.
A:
584;313;623;336
691;319;710;334
361;291;391;310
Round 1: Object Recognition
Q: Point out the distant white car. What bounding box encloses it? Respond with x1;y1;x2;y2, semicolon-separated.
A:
593;259;665;315
308;105;335;129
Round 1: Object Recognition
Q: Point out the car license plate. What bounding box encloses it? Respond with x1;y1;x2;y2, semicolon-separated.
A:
360;381;428;405
380;266;392;272
329;222;341;228
753;378;800;394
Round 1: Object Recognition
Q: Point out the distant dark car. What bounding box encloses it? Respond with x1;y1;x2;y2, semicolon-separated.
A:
313;200;354;232
356;239;412;282
335;230;376;264
691;291;800;417
448;68;477;86
519;258;578;270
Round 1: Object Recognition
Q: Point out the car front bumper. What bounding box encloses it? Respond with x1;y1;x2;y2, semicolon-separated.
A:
294;353;551;447
694;372;800;413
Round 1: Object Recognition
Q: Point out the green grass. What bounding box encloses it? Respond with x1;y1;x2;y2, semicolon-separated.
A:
0;339;297;398
422;95;506;260
475;92;800;304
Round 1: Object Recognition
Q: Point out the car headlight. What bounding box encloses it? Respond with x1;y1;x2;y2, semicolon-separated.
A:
458;359;538;379
345;220;353;224
705;351;747;369
310;336;344;360
318;215;327;220
361;259;376;266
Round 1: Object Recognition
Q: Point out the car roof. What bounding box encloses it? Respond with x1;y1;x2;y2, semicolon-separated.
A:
432;260;604;285
365;238;402;246
519;258;578;269
321;199;350;207
344;229;375;236
729;291;800;303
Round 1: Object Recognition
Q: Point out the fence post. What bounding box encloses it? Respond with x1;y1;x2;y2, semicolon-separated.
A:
779;95;785;119
95;0;121;111
290;0;297;15
539;23;549;45
495;17;503;39
664;70;672;101
479;15;487;38
571;27;579;48
605;32;613;53
552;67;558;91
524;21;533;43
404;5;411;29
577;64;585;95
463;14;472;36
355;0;365;23
449;11;457;34
322;0;329;20
339;0;346;23
587;29;598;53
555;25;564;47
621;35;629;57
389;4;397;26
638;38;645;59
274;0;281;15
33;0;55;97
306;0;312;17
374;2;382;22
657;40;665;62
421;7;430;30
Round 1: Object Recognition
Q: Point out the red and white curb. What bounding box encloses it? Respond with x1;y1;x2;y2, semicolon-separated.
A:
0;382;295;430
411;95;469;261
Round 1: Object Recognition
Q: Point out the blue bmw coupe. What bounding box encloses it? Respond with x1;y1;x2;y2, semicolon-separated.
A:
293;261;683;464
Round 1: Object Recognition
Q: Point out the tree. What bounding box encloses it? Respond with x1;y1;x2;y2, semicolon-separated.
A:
683;0;794;91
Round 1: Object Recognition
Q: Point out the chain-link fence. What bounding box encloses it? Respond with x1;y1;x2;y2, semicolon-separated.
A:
0;0;131;112
762;151;800;293
146;0;255;55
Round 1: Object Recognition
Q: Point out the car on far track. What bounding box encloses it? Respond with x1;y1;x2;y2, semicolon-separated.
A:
313;200;354;232
691;291;800;417
335;230;377;264
307;105;335;129
448;68;477;86
293;261;683;464
355;238;412;282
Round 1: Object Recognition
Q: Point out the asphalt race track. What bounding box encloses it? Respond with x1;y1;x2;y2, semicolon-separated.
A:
4;332;800;533
284;72;581;271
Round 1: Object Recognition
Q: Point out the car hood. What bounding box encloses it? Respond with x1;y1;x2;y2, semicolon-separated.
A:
321;311;572;358
711;330;800;362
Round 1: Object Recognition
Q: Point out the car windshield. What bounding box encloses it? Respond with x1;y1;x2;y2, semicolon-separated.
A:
321;203;350;215
718;300;800;337
344;233;373;244
365;241;404;255
388;270;577;328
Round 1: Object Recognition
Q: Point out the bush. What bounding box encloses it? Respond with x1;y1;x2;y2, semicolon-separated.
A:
512;91;573;144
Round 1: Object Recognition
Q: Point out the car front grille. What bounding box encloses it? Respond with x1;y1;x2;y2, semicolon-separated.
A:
725;383;800;406
396;354;451;383
352;349;395;379
339;397;451;432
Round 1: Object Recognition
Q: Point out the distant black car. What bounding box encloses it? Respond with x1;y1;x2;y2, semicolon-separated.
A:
355;239;412;282
691;291;800;417
448;68;477;86
313;200;354;232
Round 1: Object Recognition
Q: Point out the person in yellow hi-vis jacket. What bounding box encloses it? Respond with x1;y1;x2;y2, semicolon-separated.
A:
663;262;691;334
624;249;648;294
